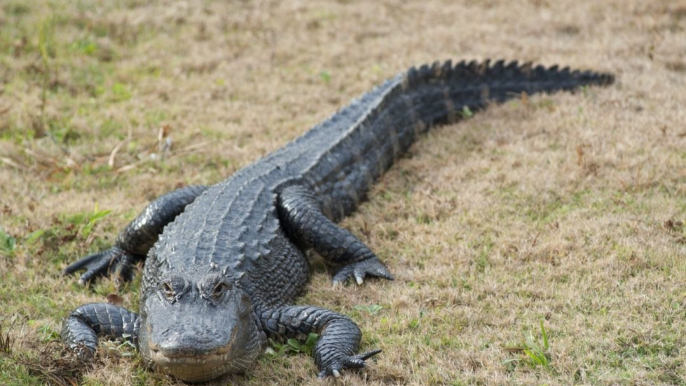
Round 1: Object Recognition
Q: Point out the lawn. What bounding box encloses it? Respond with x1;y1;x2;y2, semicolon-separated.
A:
1;0;686;385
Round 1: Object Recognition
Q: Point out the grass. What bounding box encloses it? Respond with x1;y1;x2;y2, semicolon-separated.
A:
268;333;320;357
503;320;551;370
1;0;686;385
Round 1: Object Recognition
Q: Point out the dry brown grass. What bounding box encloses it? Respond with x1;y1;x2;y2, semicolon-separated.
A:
1;0;686;385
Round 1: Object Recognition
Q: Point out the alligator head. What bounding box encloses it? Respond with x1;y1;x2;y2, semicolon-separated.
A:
137;272;266;383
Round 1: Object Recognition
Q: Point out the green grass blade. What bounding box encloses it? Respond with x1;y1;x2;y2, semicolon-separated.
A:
540;320;549;350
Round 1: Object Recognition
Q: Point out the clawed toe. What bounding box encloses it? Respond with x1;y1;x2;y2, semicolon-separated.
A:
332;258;394;286
317;349;382;378
63;246;139;286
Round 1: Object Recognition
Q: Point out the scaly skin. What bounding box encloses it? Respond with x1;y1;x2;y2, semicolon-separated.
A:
62;59;614;382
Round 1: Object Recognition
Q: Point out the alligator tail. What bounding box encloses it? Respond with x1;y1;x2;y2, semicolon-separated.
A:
307;60;614;220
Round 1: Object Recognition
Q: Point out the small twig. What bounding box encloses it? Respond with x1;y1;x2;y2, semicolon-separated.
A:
0;157;27;171
108;139;128;168
531;232;540;247
166;140;214;158
157;125;172;160
23;147;59;167
115;158;147;174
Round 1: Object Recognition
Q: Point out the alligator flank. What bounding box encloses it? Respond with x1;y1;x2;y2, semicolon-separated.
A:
61;59;613;383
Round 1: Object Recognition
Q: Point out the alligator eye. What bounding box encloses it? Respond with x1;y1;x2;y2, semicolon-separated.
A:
161;282;175;299
212;283;228;299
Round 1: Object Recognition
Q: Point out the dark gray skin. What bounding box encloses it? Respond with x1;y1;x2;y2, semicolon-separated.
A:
61;59;614;382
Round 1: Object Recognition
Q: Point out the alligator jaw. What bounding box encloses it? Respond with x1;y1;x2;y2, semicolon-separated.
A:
149;349;237;383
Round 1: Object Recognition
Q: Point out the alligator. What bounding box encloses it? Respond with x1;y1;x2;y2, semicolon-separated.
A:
61;59;613;382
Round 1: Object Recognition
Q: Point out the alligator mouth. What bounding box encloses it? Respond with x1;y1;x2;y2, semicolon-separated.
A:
149;349;236;383
143;324;251;381
150;349;231;364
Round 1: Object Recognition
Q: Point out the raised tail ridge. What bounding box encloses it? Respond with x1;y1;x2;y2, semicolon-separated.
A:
304;59;614;220
404;59;613;114
411;59;615;91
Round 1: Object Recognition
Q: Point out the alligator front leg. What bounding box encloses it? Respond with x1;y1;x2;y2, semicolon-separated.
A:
261;305;380;377
62;303;139;356
64;185;207;285
277;185;393;285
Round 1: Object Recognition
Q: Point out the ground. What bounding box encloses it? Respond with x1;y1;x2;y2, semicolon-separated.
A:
0;0;685;385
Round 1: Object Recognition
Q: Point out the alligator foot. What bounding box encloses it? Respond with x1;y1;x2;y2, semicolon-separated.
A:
62;303;139;354
278;185;394;286
261;305;382;379
318;348;382;378
63;246;141;286
332;257;393;286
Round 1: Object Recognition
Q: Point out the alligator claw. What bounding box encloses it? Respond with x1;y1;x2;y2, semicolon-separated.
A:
317;349;382;378
63;246;140;286
332;257;393;286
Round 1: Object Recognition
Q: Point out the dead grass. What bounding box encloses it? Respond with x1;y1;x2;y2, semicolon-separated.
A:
15;342;92;386
1;0;686;385
0;323;12;355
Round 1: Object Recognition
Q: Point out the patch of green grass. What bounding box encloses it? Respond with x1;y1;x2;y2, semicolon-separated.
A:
96;118;123;139
60;205;112;239
83;207;112;238
143;109;168;127
70;36;99;56
33;321;60;343
48;119;81;145
504;320;552;370
71;64;108;98
468;234;494;273
0;361;43;386
267;333;319;356
3;2;30;16
354;304;383;315
319;70;331;84
0;229;17;257
460;106;474;119
110;82;132;102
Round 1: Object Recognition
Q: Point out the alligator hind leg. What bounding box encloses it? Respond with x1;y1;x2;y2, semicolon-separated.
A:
64;185;208;285
277;185;393;285
261;305;381;377
62;303;139;356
